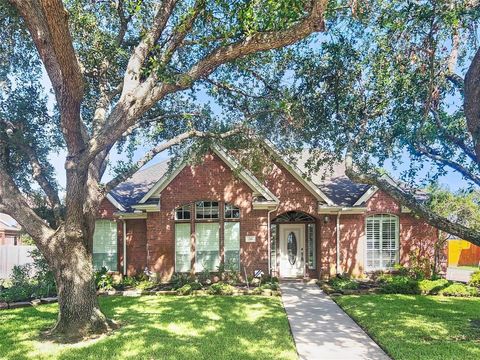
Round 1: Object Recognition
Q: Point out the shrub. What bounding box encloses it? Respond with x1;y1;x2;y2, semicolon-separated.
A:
418;279;450;295
468;271;480;288
328;277;359;291
0;265;35;302
177;284;193;295
189;282;203;291
29;249;56;298
136;280;156;291
379;275;420;295
208;282;234;295
260;282;279;291
217;262;241;285
439;283;479;297
95;267;115;291
197;268;211;285
171;273;191;290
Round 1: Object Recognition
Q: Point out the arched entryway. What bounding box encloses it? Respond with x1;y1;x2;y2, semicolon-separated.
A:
271;211;316;278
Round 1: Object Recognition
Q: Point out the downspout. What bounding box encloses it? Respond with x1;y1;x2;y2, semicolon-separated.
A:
267;206;278;276
336;211;342;275
123;220;127;276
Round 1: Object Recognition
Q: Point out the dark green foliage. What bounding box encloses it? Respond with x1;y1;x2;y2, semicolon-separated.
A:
217;262;241;285
379;275;421;295
189;282;203;291
439;283;479;297
29;248;56;298
468;271;480;288
418;279;450;295
94;267;115;291
328;277;360;291
170;273;191;290
0;265;35;302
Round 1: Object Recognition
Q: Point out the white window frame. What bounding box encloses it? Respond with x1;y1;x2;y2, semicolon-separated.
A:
195;222;220;272
195;201;219;219
93;220;118;271
175;223;191;272
365;214;399;271
224;203;240;219
224;221;240;270
175;204;191;220
307;223;316;270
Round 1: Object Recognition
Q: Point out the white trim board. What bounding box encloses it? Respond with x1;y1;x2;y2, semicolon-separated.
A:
139;144;279;205
106;194;126;212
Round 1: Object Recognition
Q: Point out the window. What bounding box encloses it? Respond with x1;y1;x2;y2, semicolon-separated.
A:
366;214;399;270
195;223;220;271
175;204;191;220
195;201;219;219
224;203;240;219
175;223;191;272
224;222;240;270
307;223;316;269
93;220;117;271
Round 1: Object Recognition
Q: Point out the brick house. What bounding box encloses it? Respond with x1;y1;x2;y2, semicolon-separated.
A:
0;213;22;246
95;143;439;281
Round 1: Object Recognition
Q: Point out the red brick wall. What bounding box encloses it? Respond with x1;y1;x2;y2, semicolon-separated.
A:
320;190;441;277
98;157;442;280
148;153;269;281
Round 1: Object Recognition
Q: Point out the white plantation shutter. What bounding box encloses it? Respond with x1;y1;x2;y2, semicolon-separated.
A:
224;222;240;270
175;223;191;272
195;223;220;271
366;215;398;270
93;220;118;270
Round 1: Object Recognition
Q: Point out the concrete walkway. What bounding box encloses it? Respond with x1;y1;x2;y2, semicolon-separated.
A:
281;283;390;360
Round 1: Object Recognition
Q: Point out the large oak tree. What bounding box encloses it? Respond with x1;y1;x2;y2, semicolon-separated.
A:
0;0;327;339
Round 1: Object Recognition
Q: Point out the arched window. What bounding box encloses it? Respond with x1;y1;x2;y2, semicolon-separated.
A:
272;211;315;223
366;214;399;270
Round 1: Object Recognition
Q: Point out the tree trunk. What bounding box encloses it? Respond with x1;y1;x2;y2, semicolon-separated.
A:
43;228;114;339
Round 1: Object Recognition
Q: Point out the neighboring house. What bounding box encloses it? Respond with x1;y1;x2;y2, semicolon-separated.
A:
0;213;22;246
95;143;439;281
447;237;480;268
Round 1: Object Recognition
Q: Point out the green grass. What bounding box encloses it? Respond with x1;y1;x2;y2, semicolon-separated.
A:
0;296;297;360
336;294;480;360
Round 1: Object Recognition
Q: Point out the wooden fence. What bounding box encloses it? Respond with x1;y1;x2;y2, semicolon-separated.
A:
0;245;36;279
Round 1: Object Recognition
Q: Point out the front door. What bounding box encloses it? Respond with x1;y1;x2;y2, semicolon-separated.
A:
279;224;305;278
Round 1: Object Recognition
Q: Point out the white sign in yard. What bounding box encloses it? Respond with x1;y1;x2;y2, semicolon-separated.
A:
245;235;256;243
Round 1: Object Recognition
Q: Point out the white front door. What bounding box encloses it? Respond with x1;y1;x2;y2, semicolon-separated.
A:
279;224;305;278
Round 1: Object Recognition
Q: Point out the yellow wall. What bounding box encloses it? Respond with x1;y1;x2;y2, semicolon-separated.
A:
448;239;480;267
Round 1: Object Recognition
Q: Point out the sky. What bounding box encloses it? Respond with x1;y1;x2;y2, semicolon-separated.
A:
41;65;469;194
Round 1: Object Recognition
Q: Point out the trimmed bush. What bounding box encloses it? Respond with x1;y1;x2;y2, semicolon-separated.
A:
171;273;191;290
418;279;450;295
328;277;359;291
208;282;235;295
468;271;480;288
438;283;479;297
379;275;420;295
177;284;193;295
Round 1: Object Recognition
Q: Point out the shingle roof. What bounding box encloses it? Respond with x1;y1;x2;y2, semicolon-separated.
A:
292;151;370;207
110;159;170;211
0;213;21;232
109;149;372;211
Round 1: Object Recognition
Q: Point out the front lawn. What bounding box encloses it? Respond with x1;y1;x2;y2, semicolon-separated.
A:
0;296;297;360
336;294;480;360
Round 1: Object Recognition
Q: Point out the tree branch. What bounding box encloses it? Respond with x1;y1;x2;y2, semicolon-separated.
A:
464;47;480;162
0;166;55;243
412;142;480;186
121;0;179;96
10;0;86;155
88;0;326;166
344;152;480;246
